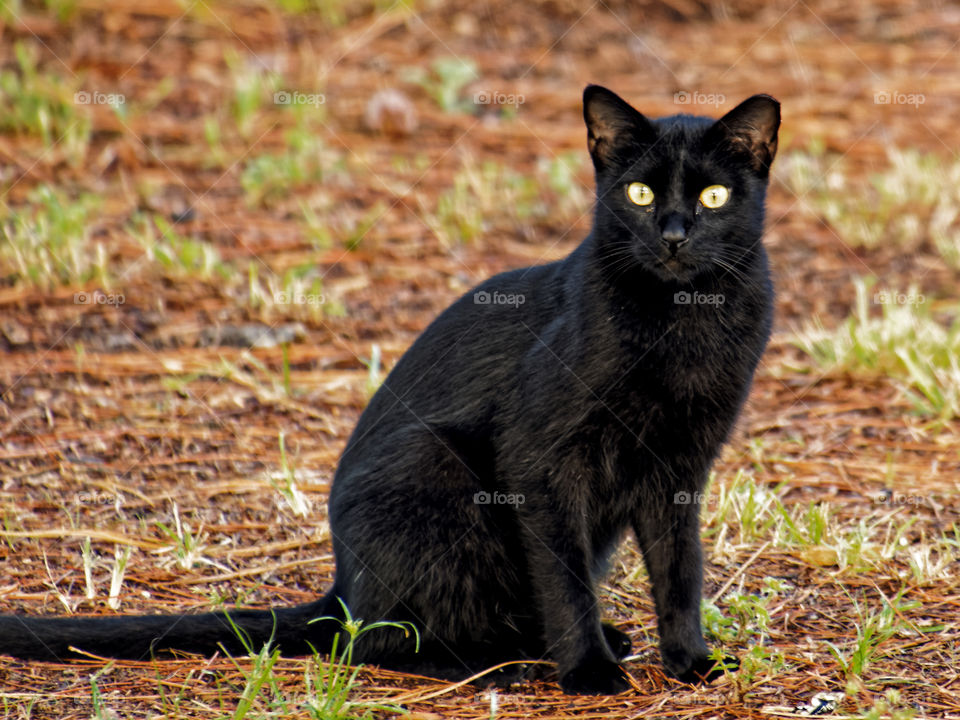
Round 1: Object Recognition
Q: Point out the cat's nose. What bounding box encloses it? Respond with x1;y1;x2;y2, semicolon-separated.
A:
660;216;688;251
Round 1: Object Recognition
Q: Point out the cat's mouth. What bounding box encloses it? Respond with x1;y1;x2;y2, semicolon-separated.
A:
652;253;699;282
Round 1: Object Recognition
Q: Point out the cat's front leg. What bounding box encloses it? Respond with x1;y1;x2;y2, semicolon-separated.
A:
515;504;630;695
633;492;724;682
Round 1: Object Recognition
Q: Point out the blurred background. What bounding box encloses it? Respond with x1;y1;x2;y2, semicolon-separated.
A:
0;1;957;718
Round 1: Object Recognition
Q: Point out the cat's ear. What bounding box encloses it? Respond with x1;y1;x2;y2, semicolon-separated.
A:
583;85;656;170
706;94;780;174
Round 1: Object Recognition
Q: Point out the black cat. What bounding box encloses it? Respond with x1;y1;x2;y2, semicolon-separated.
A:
0;85;779;695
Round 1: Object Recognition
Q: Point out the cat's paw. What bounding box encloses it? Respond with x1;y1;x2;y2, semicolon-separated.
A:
663;646;736;683
601;623;632;660
560;657;631;695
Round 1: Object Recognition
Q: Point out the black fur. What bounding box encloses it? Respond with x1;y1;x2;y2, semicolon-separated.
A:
0;86;779;695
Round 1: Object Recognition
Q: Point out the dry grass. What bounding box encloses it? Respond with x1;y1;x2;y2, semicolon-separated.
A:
0;1;958;718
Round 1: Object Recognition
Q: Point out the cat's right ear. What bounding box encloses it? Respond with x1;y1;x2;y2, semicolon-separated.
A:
583;85;655;171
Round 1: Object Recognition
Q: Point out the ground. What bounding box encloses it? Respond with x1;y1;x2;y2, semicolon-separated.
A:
0;1;958;718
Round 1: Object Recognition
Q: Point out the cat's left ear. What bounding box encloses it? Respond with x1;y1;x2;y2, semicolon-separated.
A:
706;94;780;175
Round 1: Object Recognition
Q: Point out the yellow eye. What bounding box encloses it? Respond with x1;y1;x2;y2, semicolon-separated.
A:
700;185;729;209
626;182;654;206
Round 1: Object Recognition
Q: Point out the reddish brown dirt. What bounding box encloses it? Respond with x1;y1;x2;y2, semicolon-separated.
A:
0;1;958;718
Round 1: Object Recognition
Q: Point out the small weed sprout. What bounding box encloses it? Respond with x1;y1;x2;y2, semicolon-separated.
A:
0;185;104;288
273;431;311;517
362;344;383;398
89;664;117;720
0;41;90;161
219;599;417;719
225;48;280;139
704;577;790;700
248;259;338;321
421;158;544;247
405;56;478;113
107;545;132;610
827;588;918;692
137;215;230;282
305;598;419;719
241;129;340;208
81;536;95;601
155;504;225;572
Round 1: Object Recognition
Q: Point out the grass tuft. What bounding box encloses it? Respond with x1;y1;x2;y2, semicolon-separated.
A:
136;214;231;282
0;184;104;288
241;129;342;208
0;41;90;161
217;598;417;719
793;277;960;419
781;145;960;266
405;56;478;113
826;588;919;693
421;157;570;247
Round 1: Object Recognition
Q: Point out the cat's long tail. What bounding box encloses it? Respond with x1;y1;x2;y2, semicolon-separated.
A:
0;592;343;662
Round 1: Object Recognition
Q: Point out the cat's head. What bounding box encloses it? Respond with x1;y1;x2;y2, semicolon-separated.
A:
583;85;780;284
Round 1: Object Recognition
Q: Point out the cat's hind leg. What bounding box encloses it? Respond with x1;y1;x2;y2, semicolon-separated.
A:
328;426;538;680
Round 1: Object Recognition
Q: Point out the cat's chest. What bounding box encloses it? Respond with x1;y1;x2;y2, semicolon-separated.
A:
615;303;754;393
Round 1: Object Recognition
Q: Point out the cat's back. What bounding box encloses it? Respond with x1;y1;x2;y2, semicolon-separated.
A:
338;253;579;454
